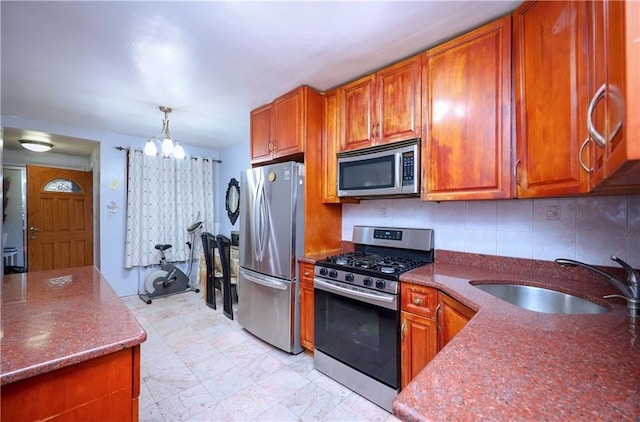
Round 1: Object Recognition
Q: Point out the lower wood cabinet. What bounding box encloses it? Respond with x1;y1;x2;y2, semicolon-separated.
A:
438;291;476;349
400;311;437;389
400;283;476;388
299;262;315;352
1;346;141;422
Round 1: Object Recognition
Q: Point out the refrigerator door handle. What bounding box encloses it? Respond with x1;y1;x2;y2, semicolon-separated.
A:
256;179;268;261
252;178;263;261
240;268;288;291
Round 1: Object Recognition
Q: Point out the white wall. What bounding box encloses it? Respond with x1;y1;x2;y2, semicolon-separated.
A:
342;195;640;268
217;141;250;238
2;115;222;297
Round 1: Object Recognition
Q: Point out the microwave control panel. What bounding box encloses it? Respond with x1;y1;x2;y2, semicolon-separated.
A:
402;150;415;186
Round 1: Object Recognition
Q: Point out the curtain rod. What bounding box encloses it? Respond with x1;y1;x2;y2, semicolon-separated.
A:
115;146;222;163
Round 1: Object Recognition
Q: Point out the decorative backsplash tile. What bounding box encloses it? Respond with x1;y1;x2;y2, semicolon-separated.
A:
342;195;640;268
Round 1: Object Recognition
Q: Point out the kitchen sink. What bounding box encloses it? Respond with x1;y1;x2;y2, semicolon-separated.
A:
472;283;611;315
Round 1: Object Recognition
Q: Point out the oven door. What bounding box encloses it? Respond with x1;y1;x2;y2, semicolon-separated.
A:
314;277;399;389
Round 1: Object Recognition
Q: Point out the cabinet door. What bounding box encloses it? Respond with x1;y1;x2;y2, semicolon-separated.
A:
340;74;376;151
250;103;273;164
589;0;638;188
322;89;340;203
272;87;303;159
299;262;315;351
376;55;422;145
424;16;512;200
400;311;437;389
438;293;475;350
514;0;591;197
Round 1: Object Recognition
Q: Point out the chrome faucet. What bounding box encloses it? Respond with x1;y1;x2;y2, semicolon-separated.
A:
555;256;639;319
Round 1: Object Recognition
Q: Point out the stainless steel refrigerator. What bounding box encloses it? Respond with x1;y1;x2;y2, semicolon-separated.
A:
238;161;304;354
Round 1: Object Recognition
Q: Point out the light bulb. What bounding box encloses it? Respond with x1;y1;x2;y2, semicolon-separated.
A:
143;139;157;156
161;136;174;158
173;142;185;159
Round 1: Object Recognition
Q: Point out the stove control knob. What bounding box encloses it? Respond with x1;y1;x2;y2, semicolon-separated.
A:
345;273;355;282
319;268;328;276
375;279;386;289
328;270;338;278
363;277;373;286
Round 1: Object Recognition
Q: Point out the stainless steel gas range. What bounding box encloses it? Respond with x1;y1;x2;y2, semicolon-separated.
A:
313;226;434;412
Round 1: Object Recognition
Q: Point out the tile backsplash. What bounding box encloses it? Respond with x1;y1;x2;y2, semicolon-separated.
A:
342;195;640;268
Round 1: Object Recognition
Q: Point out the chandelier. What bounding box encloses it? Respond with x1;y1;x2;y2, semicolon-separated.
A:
143;106;186;159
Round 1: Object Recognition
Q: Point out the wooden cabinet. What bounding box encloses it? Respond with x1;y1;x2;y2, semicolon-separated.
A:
322;89;340;203
400;283;438;389
299;262;315;352
250;85;322;164
438;292;476;349
400;311;437;389
339;55;421;152
514;1;592;197
423;16;513;200
400;283;476;388
1;346;140;422
588;0;640;191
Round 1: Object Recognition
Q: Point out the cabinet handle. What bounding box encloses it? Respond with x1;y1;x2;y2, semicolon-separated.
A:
412;297;423;306
400;322;406;342
435;303;442;332
578;138;592;173
304;271;310;277
513;159;521;186
587;84;607;148
298;290;302;303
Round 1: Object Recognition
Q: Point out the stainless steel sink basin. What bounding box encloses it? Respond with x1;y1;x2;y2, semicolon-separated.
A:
472;283;610;314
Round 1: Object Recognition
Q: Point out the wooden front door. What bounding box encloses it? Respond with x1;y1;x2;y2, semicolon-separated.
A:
27;165;93;271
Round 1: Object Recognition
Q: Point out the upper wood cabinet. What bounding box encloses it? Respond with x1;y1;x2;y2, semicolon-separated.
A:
514;1;592;197
422;16;513;201
588;0;640;191
339;55;421;152
250;85;322;165
321;89;340;203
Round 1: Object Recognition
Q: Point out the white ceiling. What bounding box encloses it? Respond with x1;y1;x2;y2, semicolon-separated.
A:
1;1;521;155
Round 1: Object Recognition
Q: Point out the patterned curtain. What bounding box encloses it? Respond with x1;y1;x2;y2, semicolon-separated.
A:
124;151;215;268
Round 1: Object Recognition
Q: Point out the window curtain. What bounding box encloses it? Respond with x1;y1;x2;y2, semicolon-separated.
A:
124;151;214;268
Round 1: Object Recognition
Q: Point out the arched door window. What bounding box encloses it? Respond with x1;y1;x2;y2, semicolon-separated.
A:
43;179;83;193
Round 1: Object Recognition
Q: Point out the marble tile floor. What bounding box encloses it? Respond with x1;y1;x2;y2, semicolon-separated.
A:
122;289;401;422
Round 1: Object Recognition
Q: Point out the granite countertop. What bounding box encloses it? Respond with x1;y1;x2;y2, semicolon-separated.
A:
1;266;147;385
393;257;639;421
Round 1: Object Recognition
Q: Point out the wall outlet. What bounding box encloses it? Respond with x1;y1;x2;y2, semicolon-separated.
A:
547;205;561;221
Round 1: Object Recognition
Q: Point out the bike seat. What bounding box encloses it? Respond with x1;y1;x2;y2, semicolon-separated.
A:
155;244;172;251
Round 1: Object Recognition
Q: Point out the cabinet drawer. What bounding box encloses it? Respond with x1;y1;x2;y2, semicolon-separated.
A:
401;283;437;317
299;262;315;285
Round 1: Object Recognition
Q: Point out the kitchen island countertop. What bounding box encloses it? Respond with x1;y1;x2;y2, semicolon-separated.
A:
393;261;638;421
1;266;147;385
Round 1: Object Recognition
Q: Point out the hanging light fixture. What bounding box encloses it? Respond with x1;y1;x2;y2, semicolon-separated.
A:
143;106;186;159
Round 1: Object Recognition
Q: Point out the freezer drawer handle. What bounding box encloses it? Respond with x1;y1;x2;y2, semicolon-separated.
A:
240;269;288;291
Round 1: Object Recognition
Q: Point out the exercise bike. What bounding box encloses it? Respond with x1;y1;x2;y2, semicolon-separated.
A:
139;220;203;304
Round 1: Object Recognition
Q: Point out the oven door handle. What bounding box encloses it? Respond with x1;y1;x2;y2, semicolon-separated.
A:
314;278;397;310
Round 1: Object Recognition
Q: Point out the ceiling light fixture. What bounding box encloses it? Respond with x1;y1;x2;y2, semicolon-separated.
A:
143;106;186;159
20;139;53;152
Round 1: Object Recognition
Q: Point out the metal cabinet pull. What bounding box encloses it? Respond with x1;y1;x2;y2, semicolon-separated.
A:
400;322;406;342
587;84;607;147
513;159;521;186
578;138;592;173
412;297;423;306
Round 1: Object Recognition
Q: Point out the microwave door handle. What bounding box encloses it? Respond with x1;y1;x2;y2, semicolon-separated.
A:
396;151;403;192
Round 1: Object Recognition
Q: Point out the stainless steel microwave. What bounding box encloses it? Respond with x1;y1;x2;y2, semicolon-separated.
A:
337;138;420;198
